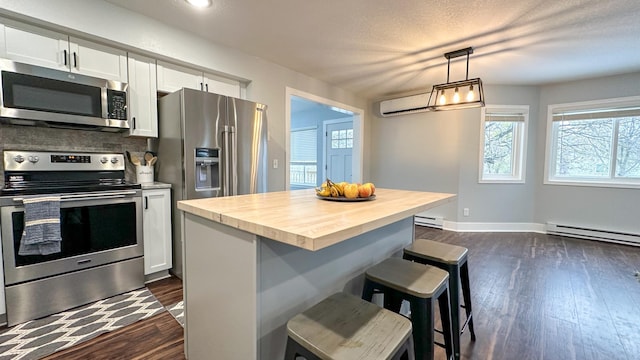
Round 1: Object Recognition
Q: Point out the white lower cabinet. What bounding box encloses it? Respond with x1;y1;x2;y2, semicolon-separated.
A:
142;188;172;275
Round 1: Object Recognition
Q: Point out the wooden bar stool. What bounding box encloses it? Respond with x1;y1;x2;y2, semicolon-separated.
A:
403;239;476;360
362;257;453;360
285;292;415;360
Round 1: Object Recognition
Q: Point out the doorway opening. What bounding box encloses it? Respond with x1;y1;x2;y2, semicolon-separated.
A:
285;87;364;190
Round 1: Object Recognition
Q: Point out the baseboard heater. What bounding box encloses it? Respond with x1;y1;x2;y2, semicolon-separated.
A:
546;222;640;246
414;215;444;229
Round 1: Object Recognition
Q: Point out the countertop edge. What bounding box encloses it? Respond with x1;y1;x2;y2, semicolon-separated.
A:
178;189;456;251
140;182;172;190
309;194;456;251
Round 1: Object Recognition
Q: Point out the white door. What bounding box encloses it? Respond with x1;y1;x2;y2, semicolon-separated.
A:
325;120;353;182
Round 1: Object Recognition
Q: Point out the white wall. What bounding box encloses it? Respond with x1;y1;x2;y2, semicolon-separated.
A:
369;85;539;224
535;72;640;234
456;85;539;224
368;107;462;220
0;0;366;192
370;76;639;234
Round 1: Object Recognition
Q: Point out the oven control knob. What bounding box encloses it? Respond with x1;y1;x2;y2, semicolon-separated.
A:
14;155;25;163
28;155;39;164
100;157;108;164
110;157;119;164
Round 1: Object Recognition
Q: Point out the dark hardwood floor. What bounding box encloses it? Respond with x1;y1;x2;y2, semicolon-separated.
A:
37;228;640;359
414;227;640;360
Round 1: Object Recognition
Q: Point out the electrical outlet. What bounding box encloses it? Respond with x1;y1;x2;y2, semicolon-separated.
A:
463;208;470;217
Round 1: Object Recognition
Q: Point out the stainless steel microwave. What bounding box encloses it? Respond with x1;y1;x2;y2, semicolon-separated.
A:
0;59;129;131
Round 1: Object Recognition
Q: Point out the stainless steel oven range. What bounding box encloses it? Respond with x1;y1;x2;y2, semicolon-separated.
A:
0;150;143;326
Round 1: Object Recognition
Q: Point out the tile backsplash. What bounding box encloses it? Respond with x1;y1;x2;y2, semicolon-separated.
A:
0;124;148;186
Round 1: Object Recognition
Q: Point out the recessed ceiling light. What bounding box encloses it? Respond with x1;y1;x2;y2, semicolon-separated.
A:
185;0;212;8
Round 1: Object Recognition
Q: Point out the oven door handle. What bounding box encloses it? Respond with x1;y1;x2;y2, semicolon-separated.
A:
12;190;138;203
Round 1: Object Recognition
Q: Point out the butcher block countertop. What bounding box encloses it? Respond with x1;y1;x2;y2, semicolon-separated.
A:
177;188;456;251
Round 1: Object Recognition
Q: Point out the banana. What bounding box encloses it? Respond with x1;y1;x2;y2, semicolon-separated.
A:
316;179;332;197
316;186;331;197
321;178;346;197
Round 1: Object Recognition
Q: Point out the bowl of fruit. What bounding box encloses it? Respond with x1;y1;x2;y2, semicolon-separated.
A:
315;179;376;201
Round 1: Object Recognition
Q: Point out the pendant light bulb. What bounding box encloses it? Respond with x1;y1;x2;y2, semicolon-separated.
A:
438;90;446;105
453;87;460;103
466;84;475;102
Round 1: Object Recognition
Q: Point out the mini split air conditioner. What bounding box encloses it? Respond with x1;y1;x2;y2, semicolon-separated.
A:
378;93;431;117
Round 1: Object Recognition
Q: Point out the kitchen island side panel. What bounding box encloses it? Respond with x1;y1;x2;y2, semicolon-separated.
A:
183;213;258;360
257;217;414;360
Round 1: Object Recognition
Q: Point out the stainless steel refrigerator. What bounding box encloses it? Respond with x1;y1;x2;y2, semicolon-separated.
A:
152;88;268;278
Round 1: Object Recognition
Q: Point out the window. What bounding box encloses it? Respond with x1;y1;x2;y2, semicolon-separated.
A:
330;129;353;149
290;127;318;187
545;96;640;188
479;105;528;183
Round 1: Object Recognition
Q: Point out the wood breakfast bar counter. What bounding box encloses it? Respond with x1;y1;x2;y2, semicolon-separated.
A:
177;188;456;360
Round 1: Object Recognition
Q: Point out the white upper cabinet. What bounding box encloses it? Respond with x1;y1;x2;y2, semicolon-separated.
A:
0;20;69;71
69;37;127;82
157;61;202;93
127;53;158;137
158;60;242;97
0;19;127;82
204;72;242;98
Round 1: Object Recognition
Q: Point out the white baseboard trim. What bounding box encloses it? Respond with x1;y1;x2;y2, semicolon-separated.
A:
441;221;546;233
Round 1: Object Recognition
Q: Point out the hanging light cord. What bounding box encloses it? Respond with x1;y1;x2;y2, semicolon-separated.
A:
466;52;470;81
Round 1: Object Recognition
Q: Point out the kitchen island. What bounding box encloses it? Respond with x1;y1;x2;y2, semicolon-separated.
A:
177;188;455;360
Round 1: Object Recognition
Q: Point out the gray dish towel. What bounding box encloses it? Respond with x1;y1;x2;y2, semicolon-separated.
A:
19;196;62;256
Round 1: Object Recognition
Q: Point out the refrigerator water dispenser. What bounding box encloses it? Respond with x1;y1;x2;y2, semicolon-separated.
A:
194;148;220;191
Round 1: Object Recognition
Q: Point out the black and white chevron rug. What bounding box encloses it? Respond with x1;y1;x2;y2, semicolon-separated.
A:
166;301;184;327
0;288;164;360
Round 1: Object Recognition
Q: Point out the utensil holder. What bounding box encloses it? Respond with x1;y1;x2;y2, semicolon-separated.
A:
136;165;154;184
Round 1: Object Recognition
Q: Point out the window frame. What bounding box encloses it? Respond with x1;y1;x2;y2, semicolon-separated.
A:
289;126;318;187
544;96;640;189
479;104;529;184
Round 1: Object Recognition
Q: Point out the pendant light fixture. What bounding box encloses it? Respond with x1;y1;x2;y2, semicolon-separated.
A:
427;47;485;111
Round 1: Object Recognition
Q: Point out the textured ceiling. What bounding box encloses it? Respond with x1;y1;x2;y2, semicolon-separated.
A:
105;0;640;100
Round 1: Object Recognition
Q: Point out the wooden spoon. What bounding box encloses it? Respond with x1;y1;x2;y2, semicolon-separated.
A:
144;152;154;165
129;153;141;166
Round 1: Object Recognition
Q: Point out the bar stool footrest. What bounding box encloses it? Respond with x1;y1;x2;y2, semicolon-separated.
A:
461;314;473;332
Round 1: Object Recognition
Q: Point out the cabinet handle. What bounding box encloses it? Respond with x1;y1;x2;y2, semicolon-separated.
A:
200;82;203;91
205;83;209;92
73;52;77;68
144;196;148;209
63;50;68;66
132;117;136;129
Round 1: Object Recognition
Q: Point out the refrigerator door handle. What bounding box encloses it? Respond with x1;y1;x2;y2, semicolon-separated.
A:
222;125;231;197
230;126;238;196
